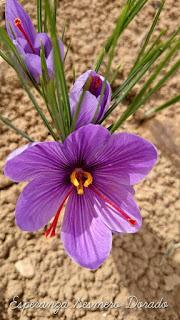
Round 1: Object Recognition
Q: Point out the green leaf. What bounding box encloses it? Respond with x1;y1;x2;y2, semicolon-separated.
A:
94;0;149;72
0;115;34;142
37;0;43;32
132;0;165;70
110;63;122;85
112;28;179;101
145;94;180;117
70;90;86;131
110;58;180;132
45;0;72;136
123;41;180;116
0;49;13;67
40;46;66;140
21;79;59;140
139;58;180;107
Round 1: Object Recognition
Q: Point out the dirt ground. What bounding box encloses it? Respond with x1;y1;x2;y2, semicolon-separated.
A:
0;0;180;319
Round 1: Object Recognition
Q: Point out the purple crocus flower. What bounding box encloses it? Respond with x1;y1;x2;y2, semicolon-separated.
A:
4;124;157;269
70;70;111;128
5;0;64;82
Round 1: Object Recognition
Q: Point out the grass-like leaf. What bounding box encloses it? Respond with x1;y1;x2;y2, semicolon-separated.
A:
37;0;43;32
110;57;180;132
45;0;71;136
132;0;165;70
144;94;180;117
94;0;149;72
0;115;34;142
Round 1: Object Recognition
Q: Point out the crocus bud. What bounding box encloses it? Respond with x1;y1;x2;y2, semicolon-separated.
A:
5;0;64;82
70;70;111;128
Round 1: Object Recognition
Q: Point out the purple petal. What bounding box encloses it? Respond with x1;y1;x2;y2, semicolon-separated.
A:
34;33;52;57
92;182;142;233
63;125;157;185
108;132;158;184
5;0;36;42
46;40;65;76
70;70;91;95
4;142;68;182
62;124;111;167
24;53;42;82
69;70;111;127
14;37;32;53
15;176;70;231
61;189;112;269
70;91;98;128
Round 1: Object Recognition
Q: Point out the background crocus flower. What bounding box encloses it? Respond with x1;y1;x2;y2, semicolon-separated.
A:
5;0;64;82
4;124;157;269
70;70;111;128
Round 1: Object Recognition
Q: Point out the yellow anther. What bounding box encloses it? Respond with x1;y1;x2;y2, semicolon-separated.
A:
83;75;93;91
70;171;79;187
77;186;84;195
70;169;93;195
83;171;93;187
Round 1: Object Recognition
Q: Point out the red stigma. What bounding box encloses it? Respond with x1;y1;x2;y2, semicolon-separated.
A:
91;186;137;226
93;77;102;89
45;188;73;238
14;18;35;54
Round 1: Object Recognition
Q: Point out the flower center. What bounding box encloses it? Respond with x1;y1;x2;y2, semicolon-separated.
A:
70;168;93;195
84;75;102;97
14;18;35;54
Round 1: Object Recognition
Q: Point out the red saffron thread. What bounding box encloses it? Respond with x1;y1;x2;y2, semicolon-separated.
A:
45;188;73;238
91;186;137;226
93;77;102;89
14;18;36;54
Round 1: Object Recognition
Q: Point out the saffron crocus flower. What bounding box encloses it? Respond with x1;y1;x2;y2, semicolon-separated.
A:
70;70;111;128
5;0;64;82
4;124;157;269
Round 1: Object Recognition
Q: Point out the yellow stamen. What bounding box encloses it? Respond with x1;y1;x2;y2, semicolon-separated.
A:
70;169;93;195
83;171;93;187
77;186;84;195
70;171;79;187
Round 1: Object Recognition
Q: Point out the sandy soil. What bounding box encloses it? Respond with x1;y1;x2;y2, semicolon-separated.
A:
0;0;180;319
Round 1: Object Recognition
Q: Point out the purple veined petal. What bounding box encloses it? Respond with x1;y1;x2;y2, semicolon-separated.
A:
24;53;42;82
25;50;57;82
34;33;52;57
91;182;142;234
46;39;65;76
63;125;157;186
76;129;157;185
5;0;36;43
14;37;31;54
15;176;71;232
4;141;69;182
108;132;158;184
61;188;112;269
62;124;111;168
92;164;130;187
6;142;36;162
12;39;33;80
24;52;55;82
70;91;98;128
69;70;111;125
70;70;92;97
